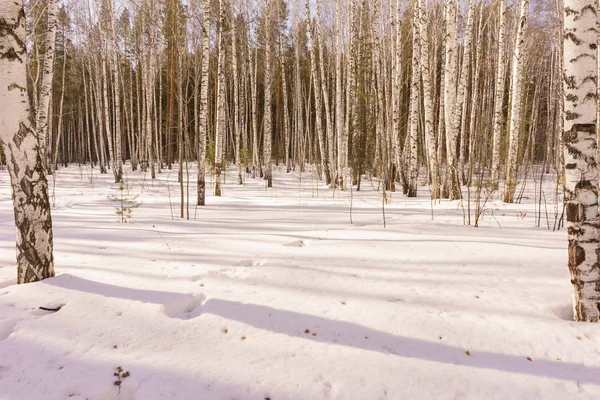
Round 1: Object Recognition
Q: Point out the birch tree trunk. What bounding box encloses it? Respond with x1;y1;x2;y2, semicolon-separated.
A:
197;0;210;205
406;4;420;197
232;2;242;184
0;0;55;283
36;0;57;172
563;0;600;322
214;0;226;196
315;0;335;184
503;0;529;203
305;0;331;184
453;0;474;186
443;0;461;200
279;30;291;174
263;0;273;188
335;0;345;189
491;0;507;186
418;0;440;199
107;0;122;182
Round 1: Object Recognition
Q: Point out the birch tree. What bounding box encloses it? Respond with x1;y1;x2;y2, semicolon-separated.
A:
563;0;600;322
0;0;55;283
197;0;210;205
35;0;57;171
503;0;529;203
491;0;507;186
214;0;226;196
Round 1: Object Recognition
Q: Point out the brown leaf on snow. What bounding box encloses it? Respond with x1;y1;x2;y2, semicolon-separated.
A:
304;329;310;334
465;350;471;356
527;357;532;362
241;336;247;340
577;336;582;340
341;301;347;305
223;328;228;334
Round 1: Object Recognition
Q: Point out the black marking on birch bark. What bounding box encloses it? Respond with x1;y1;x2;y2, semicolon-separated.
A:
566;94;578;102
566;111;581;121
568;242;586;268
565;75;577;89
570;53;595;63
564;32;581;45
565;7;577;16
579;4;597;17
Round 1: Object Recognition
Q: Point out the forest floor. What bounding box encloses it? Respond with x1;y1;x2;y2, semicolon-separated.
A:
0;164;599;400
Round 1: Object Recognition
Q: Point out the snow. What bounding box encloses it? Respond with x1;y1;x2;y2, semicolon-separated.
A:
0;164;599;399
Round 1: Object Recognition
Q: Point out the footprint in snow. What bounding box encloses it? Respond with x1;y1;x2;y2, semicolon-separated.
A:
163;293;206;320
235;259;267;267
284;240;308;247
0;319;18;341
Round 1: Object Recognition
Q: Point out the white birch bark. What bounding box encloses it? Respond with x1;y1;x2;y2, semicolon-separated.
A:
418;0;440;199
443;0;461;199
197;0;210;205
406;4;420;197
279;30;291;173
563;0;600;322
335;0;345;189
263;0;273;187
315;0;335;184
305;0;332;184
452;0;474;186
503;0;529;203
35;0;57;171
214;0;226;195
0;0;55;283
491;0;507;186
232;2;242;184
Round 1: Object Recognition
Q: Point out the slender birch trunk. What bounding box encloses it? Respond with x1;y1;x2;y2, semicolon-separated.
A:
36;0;57;171
197;0;210;205
503;0;529;203
335;0;345;189
279;29;291;174
418;0;440;199
0;0;55;283
406;3;420;197
263;0;273;187
443;0;461;199
214;0;226;196
232;2;242;184
306;0;331;184
491;0;507;186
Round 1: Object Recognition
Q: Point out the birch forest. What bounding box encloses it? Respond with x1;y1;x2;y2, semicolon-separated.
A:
3;0;600;397
8;0;562;203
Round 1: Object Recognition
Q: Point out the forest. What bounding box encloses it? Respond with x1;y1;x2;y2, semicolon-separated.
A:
0;0;599;398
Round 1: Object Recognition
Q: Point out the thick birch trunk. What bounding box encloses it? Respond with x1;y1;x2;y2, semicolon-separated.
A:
0;1;55;283
563;0;600;322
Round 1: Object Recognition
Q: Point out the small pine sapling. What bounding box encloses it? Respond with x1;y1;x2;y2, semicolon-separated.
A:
108;180;140;223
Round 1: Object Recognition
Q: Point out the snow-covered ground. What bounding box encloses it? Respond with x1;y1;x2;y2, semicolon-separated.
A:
0;164;598;400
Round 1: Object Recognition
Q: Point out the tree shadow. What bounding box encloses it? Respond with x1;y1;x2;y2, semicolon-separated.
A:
42;274;600;385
